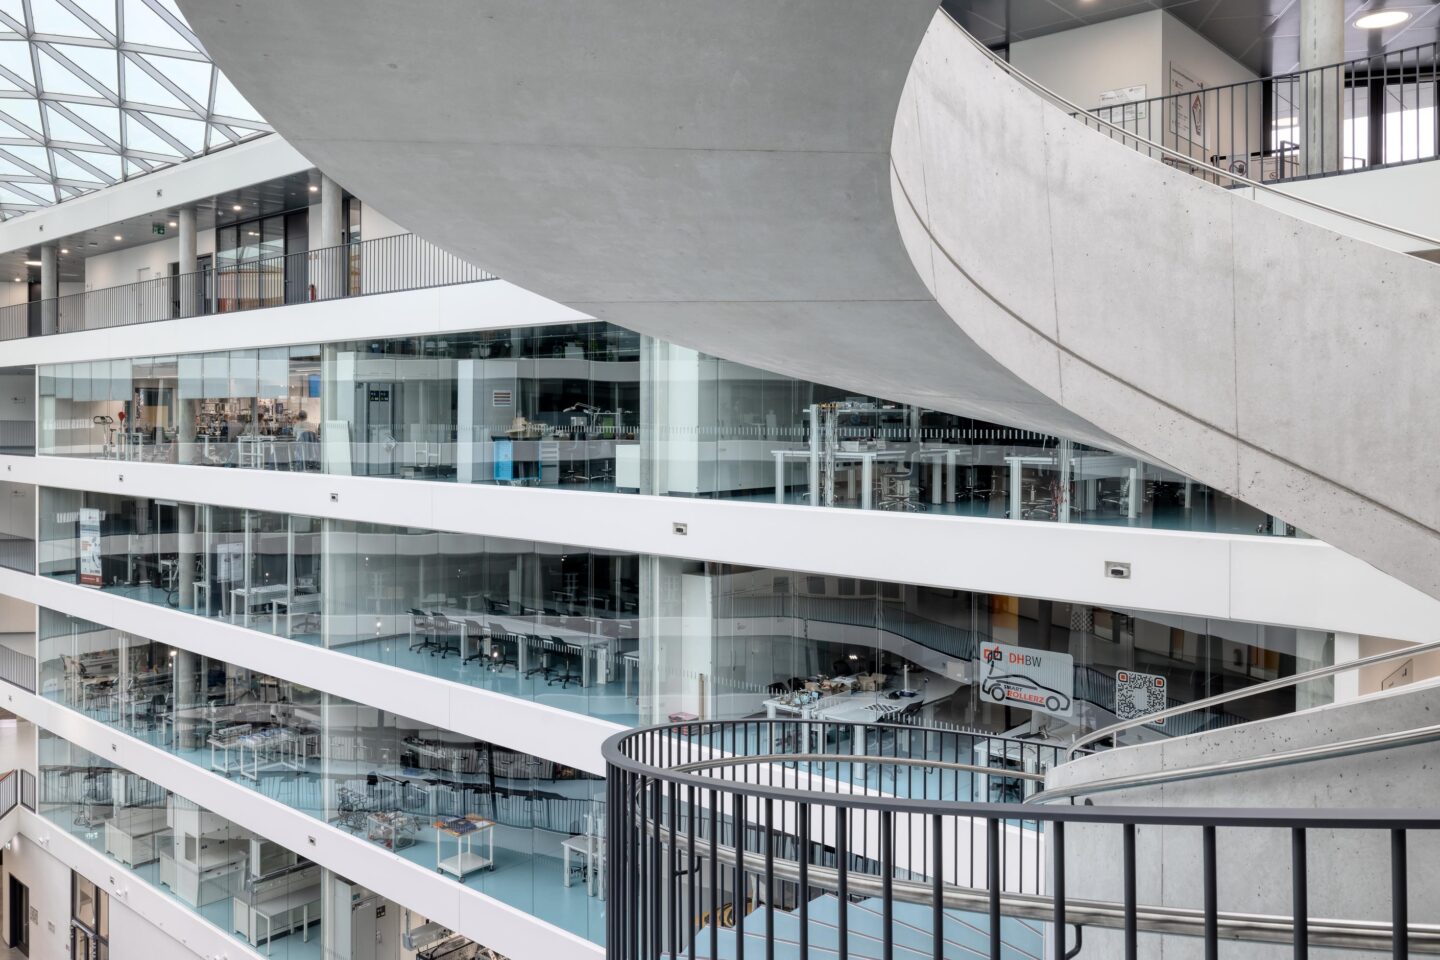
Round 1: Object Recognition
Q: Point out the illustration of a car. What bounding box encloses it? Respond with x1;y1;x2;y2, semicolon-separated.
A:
980;648;1072;712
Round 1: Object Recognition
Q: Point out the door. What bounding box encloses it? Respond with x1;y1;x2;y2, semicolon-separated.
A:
9;875;28;955
284;210;309;304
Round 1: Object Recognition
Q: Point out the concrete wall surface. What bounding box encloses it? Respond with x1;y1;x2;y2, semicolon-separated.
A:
892;11;1440;603
1044;680;1440;958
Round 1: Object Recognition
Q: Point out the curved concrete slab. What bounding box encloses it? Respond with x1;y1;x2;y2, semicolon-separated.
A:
175;0;1123;450
890;13;1440;598
177;1;1440;598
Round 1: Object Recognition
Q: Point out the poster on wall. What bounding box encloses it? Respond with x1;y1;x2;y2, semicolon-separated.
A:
1115;669;1167;726
1169;65;1204;145
1096;84;1148;126
78;507;102;586
977;642;1074;719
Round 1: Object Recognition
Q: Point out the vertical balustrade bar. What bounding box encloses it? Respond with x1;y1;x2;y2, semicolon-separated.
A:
687;783;697;960
881;810;894;960
1291;827;1307;960
765;799;775;960
1203;824;1218;960
837;806;848;960
933;813;944;960
798;803;809;960
1124;822;1137;960
668;781;678;958
709;788;719;960
1393;829;1408;960
1051;820;1065;960
736;793;746;960
988;817;1001;960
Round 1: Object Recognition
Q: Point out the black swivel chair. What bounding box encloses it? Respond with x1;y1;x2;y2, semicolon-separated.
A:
408;609;436;654
525;638;557;679
430;613;462;659
548;643;582;688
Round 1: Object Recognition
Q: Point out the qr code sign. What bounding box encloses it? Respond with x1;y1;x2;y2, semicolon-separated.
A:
1115;670;1166;726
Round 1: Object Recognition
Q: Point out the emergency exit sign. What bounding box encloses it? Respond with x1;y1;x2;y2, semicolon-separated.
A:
152;222;165;236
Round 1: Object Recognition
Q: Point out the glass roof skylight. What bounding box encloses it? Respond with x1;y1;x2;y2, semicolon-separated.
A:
0;0;270;219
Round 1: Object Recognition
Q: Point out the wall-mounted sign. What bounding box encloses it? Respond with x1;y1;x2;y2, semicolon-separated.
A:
1115;669;1167;726
977;642;1074;718
151;222;165;236
78;507;102;586
367;388;390;402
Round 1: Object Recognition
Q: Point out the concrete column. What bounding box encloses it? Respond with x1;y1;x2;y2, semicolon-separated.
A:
1300;0;1344;175
177;206;197;317
39;243;57;334
178;502;196;611
309;174;345;301
1332;632;1361;702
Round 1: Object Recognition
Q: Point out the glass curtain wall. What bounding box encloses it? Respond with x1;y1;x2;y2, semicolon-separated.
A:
36;619;607;944
37;731;326;960
36;323;1293;537
36;488;1331;743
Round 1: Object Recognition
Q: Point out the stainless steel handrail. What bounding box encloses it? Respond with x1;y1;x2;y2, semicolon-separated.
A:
644;809;1440;952
1039;720;1440;804
1069;636;1440;758
673;753;1048;782
938;7;1440;251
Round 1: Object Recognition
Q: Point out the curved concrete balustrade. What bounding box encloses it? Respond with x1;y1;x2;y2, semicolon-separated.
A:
890;13;1440;599
177;1;1440;598
174;0;1124;452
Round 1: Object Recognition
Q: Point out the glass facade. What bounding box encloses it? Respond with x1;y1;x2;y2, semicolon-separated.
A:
37;617;606;943
37;487;1331;742
38;731;327;960
36;322;1298;537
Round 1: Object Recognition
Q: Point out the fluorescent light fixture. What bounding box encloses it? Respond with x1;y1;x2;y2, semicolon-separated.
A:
1355;10;1410;28
23;260;40;266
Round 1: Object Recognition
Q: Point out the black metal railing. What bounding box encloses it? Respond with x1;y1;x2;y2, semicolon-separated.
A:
19;769;33;812
0;770;16;820
0;535;33;574
0;644;35;693
0;419;33;455
606;719;1440;960
0;232;496;342
1085;42;1438;183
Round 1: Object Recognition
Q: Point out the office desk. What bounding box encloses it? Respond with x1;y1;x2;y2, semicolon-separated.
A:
562;834;606;897
231;584;290;627
233;884;321;955
771;448;816;504
775;449;905;510
270;593;321;637
433;815;496;879
914;447;962;505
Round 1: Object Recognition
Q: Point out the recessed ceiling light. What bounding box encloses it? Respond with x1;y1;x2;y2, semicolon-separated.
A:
59;248;68;254
168;221;177;227
1355;10;1410;28
232;204;243;211
11;278;19;283
308;185;319;192
113;235;122;241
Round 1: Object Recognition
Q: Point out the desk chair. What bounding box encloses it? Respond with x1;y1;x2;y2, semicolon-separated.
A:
487;628;518;672
462;620;489;664
878;460;926;512
525;638;558;680
409;609;437;654
429;612;462;659
548;643;582;688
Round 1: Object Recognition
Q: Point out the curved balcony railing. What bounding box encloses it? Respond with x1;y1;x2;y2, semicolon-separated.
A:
942;8;1440;255
1086;41;1438;184
605;719;1440;959
0;231;496;342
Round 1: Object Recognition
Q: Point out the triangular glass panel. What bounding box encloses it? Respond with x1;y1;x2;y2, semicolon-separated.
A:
70;147;119;178
6;143;48;170
137;109;200;152
44;104;101;144
0;101;44;140
0;1;25;33
30;0;102;40
0;185;44;205
50;42;117;95
71;0;116;36
52;151;103;183
122;55;185;109
140;53;208;109
65;101;119;140
0;39;35;87
37;46;101;97
0;154;34;176
124;111;181;156
212;71;261;122
121;0;194;53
